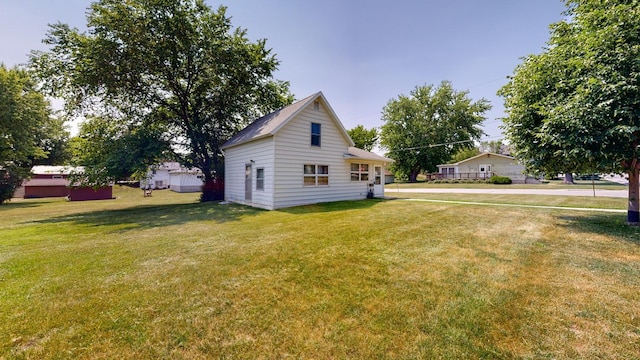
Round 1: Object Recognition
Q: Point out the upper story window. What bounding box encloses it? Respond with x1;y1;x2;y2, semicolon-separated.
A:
311;123;321;147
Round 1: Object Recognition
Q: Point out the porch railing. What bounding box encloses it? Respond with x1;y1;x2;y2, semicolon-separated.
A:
425;172;494;181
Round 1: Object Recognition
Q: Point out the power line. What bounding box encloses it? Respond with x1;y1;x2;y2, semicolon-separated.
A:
391;139;474;152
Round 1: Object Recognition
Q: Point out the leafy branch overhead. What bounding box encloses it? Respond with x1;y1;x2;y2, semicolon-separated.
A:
499;0;640;224
30;0;293;201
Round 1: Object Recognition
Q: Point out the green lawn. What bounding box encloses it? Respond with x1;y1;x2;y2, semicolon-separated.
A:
2;186;639;358
391;179;628;190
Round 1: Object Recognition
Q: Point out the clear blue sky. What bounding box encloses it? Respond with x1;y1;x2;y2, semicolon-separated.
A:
1;0;567;140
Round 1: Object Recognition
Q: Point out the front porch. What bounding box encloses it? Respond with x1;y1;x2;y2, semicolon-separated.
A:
425;172;493;181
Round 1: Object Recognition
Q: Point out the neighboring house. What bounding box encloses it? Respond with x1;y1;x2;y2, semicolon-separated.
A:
141;162;181;189
384;170;395;184
141;162;204;193
22;165;113;201
221;92;393;210
436;152;535;183
169;168;204;193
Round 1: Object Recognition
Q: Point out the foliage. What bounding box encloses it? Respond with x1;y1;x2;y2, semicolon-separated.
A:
0;168;24;204
488;175;512;184
498;0;640;223
450;146;480;163
69;117;174;187
380;82;490;182
0;65;62;204
31;117;71;166
478;139;504;154
30;0;293;201
347;124;378;151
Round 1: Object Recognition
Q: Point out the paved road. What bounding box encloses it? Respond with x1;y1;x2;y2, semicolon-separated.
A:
385;187;628;198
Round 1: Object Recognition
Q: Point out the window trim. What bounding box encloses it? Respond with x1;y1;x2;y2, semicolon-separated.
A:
311;122;321;147
350;163;370;182
256;168;265;191
303;164;329;186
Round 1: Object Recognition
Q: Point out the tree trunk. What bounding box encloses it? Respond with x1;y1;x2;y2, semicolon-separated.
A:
628;166;640;225
563;172;574;184
408;169;420;183
200;172;224;202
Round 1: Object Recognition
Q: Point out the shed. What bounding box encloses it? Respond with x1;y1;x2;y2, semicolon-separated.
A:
169;168;204;193
22;166;113;200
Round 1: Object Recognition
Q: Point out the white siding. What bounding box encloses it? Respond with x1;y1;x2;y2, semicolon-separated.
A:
224;137;275;209
273;104;369;209
169;173;204;193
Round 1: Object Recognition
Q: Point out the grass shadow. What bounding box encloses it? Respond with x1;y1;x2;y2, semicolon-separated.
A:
276;198;386;215
0;200;58;210
557;213;640;245
31;201;264;232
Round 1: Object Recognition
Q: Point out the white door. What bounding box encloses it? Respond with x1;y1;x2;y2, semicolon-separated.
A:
479;164;492;179
373;166;383;196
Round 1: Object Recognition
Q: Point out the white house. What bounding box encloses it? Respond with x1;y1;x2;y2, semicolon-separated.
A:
221;92;393;210
142;162;204;192
169;168;204;193
142;162;181;189
436;152;535;183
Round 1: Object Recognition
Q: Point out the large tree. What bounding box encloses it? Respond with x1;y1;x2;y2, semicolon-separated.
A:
69;116;174;187
0;65;59;204
499;0;640;224
30;0;292;201
347;125;378;152
380;82;490;182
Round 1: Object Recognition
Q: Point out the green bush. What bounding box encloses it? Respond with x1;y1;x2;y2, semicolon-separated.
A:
0;168;27;204
488;175;512;184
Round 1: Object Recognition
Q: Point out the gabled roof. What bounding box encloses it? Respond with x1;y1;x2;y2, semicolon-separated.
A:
344;147;393;163
23;178;71;187
221;92;354;149
438;152;516;167
31;165;82;175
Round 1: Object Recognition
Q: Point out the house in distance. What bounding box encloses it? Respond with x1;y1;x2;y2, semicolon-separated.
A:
222;92;393;210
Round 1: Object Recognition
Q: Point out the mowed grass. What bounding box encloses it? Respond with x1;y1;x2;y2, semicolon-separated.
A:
391;179;628;190
1;186;640;359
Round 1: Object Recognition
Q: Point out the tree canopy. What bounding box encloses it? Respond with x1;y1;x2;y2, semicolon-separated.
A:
498;0;640;224
450;146;481;164
30;0;293;201
380;82;490;182
0;65;63;204
347;125;378;152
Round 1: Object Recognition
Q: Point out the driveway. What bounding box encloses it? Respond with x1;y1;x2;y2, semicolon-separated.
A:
385;187;628;198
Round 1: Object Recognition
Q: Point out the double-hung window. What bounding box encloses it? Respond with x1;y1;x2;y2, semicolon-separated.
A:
304;164;329;186
311;123;321;147
350;163;369;181
256;168;264;190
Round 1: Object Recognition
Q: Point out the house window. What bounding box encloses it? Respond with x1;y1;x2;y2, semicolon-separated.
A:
350;163;369;181
256;168;264;190
311;123;321;147
303;164;329;186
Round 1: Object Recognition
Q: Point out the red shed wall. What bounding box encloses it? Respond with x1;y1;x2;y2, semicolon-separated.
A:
69;187;113;201
24;186;70;198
